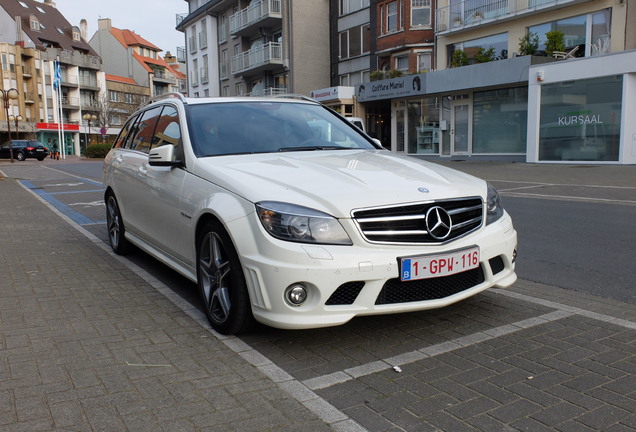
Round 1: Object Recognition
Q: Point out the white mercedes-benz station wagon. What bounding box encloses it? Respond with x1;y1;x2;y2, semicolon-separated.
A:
103;94;517;335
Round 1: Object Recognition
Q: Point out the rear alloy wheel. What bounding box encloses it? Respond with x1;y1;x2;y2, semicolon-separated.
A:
197;221;253;335
105;193;130;255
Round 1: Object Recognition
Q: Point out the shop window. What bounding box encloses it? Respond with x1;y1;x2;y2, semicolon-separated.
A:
407;97;441;154
473;87;527;154
539;76;622;162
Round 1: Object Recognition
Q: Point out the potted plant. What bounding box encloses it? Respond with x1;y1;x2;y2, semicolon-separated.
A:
518;31;539;56
545;30;565;57
450;49;469;68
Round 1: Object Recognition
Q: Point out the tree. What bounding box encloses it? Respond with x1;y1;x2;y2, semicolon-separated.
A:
545;30;565;57
519;32;539;56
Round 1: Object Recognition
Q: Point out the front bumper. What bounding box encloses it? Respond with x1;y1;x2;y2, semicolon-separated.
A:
229;212;517;330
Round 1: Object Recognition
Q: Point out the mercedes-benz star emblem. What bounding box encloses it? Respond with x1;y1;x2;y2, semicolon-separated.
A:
425;206;453;240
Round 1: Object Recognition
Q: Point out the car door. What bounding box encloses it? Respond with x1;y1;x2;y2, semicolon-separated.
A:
113;106;163;237
139;105;190;265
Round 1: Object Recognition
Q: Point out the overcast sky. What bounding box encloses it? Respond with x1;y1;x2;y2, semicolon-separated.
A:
54;0;188;56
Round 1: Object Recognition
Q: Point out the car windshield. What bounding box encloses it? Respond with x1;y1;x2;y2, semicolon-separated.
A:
188;101;377;157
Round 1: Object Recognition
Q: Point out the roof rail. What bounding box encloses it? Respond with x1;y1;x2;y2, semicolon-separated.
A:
273;94;319;103
142;92;187;108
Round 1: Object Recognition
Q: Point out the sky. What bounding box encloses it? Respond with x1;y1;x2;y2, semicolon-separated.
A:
54;0;188;56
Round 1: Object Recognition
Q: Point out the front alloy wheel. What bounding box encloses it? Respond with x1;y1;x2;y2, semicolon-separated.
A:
106;193;130;255
198;221;253;335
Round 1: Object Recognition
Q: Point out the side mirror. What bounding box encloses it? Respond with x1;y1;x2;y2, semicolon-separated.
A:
148;144;182;167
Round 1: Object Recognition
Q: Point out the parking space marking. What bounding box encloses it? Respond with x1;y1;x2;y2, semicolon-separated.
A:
302;310;574;391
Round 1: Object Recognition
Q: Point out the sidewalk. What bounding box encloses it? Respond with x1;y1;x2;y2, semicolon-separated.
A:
0;176;336;432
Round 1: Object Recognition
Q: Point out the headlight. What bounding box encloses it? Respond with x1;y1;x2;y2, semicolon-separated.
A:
256;201;352;245
486;183;505;225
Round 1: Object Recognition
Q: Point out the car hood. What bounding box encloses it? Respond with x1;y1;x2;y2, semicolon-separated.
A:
192;150;486;218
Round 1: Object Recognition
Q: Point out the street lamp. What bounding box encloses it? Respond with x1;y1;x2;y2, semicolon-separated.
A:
8;114;23;140
83;113;97;150
1;87;19;163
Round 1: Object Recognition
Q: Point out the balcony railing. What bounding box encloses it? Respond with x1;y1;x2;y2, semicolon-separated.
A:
176;13;187;27
230;0;282;35
436;0;588;33
249;87;287;97
231;42;283;75
177;46;186;62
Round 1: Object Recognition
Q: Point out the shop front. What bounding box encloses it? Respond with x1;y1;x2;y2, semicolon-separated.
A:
355;56;540;160
36;123;80;157
528;50;636;164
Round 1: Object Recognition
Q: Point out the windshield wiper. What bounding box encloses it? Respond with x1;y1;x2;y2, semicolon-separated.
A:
278;145;347;152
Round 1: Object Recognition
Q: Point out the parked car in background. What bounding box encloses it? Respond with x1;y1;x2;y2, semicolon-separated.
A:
0;140;49;161
103;94;517;335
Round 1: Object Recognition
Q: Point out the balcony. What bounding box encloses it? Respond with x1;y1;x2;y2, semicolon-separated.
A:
230;0;282;37
436;0;592;34
176;13;187;27
177;46;186;62
231;42;283;75
249;87;287;97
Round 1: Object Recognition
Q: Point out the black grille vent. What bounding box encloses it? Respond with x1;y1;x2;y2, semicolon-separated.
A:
325;282;365;305
353;198;483;244
489;256;505;275
375;266;485;305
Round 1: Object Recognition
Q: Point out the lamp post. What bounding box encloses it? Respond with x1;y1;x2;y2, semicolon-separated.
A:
82;113;97;151
1;87;19;163
8;114;23;140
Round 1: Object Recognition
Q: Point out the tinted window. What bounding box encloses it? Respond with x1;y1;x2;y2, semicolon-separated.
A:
151;106;181;150
189;102;376;157
129;106;163;153
113;114;139;149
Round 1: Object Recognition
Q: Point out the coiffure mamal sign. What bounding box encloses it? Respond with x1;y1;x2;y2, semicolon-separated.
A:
355;74;425;102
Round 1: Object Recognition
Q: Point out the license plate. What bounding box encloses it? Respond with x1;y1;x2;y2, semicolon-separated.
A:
36;148;44;151
400;246;480;281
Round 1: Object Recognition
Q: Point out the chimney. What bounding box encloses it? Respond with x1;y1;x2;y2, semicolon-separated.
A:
80;19;88;41
98;18;112;31
43;0;57;7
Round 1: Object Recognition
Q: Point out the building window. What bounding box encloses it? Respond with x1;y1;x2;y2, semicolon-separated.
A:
448;33;508;67
222;85;229;97
109;90;120;102
339;0;370;15
539;75;621;161
473;87;527;154
191;58;198;86
201;54;209;83
220;50;228;79
111;115;122;126
124;93;135;104
411;0;431;27
395;55;409;72
218;13;228;42
416;51;431;72
528;8;611;57
30;17;39;30
189;25;197;54
339;25;371;60
199;19;208;49
387;1;398;33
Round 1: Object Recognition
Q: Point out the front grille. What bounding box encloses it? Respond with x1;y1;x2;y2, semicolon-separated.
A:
325;282;365;305
353;198;483;244
375;266;485;305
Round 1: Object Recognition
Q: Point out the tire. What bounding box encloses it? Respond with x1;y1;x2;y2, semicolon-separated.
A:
197;220;254;335
37;156;45;161
16;152;25;161
105;193;130;255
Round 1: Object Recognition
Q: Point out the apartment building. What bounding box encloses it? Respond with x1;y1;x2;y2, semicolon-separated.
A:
176;0;330;97
0;0;104;156
354;0;636;164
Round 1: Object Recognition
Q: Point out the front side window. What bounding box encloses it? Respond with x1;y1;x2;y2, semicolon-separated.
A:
151;106;181;151
129;106;162;153
113;114;138;149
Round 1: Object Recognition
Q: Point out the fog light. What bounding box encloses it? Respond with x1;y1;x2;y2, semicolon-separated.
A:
286;284;307;306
